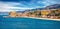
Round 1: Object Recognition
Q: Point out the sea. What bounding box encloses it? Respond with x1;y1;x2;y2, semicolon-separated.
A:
0;15;60;29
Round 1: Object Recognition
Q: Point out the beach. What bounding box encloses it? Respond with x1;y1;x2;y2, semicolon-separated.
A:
3;16;60;21
20;17;60;21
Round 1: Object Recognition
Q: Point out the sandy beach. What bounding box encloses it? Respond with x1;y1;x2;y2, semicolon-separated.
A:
21;16;60;21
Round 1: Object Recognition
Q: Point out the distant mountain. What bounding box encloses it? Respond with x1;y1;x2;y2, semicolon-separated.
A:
0;12;9;15
16;8;44;13
28;8;44;11
45;4;60;9
16;4;60;13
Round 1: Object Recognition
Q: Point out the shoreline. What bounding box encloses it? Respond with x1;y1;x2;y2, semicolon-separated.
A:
3;16;60;21
22;17;60;21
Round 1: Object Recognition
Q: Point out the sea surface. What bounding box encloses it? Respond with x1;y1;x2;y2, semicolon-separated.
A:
0;15;60;29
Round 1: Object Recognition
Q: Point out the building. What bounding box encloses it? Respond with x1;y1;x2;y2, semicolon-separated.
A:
9;11;17;17
41;10;51;17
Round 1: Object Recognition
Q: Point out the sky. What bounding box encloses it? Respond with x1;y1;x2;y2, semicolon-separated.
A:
0;0;60;12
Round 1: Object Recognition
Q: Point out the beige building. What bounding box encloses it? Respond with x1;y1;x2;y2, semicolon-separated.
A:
41;10;51;17
9;11;17;17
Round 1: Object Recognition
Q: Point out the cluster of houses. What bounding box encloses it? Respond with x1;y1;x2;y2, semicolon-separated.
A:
9;9;60;19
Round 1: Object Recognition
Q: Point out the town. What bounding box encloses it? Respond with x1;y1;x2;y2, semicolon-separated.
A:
9;8;60;19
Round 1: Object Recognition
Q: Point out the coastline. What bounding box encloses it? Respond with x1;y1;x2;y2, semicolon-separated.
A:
3;16;60;21
21;17;60;21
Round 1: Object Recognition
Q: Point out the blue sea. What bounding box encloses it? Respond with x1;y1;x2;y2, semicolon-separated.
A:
0;15;60;29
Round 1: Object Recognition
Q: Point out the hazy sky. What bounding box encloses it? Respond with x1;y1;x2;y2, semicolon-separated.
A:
0;0;60;12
